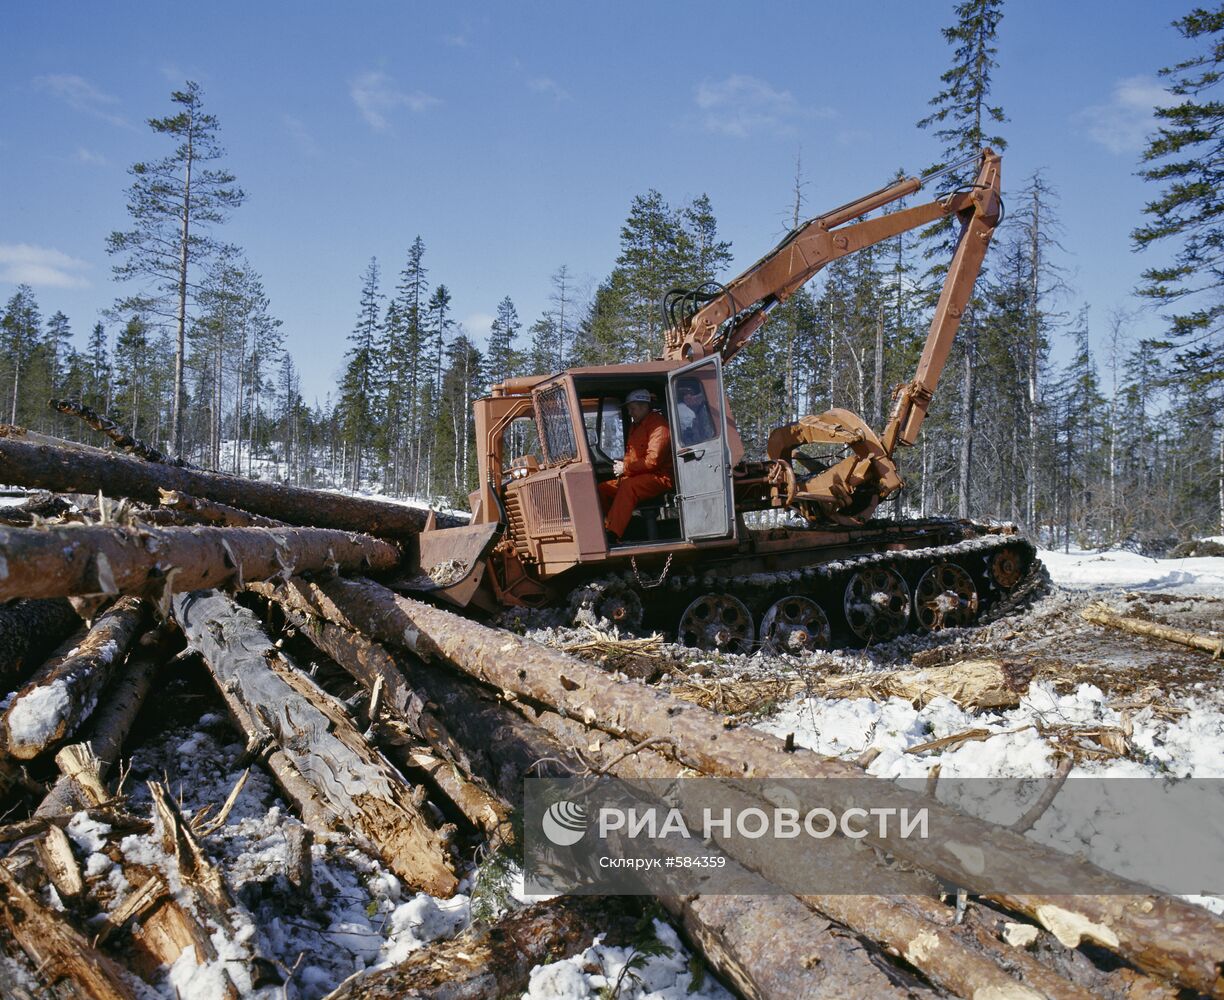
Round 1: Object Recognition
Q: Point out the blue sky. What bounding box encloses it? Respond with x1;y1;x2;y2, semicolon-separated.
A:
0;2;1193;404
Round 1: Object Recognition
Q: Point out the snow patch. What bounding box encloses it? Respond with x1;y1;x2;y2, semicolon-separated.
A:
6;679;71;751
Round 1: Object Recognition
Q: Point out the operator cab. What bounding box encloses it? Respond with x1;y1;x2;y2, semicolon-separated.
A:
572;354;735;547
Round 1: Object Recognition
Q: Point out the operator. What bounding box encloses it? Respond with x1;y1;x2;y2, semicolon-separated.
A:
598;388;674;544
676;378;715;446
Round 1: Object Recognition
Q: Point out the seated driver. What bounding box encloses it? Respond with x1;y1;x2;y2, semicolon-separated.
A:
598;388;673;544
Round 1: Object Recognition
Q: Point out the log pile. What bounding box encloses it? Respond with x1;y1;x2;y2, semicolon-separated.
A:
2;427;1223;999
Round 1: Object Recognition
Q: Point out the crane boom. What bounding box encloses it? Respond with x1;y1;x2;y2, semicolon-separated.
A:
660;149;1002;526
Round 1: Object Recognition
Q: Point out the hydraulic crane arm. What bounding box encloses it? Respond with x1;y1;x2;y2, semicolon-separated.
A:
667;149;1003;527
662;149;1003;394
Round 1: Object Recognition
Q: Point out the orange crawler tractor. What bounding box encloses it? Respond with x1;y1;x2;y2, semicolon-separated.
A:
403;149;1038;652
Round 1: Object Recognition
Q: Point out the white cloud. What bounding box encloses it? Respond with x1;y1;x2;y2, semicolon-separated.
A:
465;312;495;343
283;115;320;157
1077;75;1178;155
33;74;131;128
528;77;570;103
350;71;440;131
695;74;834;139
74;147;108;167
443;33;468;47
0;244;92;289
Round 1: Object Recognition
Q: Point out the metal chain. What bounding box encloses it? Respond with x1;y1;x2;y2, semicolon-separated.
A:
631;553;673;590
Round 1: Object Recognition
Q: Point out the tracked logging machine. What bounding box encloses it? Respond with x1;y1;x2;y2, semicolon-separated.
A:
402;148;1039;652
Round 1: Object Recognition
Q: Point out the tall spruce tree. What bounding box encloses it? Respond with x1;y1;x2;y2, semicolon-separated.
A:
486;295;522;386
917;0;1008;517
1;285;42;425
338;259;383;490
1132;4;1224;532
107;81;244;456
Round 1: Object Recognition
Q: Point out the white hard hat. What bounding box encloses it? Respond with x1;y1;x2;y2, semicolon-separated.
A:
625;388;652;404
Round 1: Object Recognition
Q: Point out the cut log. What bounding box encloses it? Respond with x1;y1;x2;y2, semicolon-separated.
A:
272;606;513;842
35;639;166;817
50;398;195;467
158;487;286;526
2;597;148;760
0;430;465;538
255;574;1224;998
0;597;81;692
0;522;401;602
391;658;944;1000
821;657;1036;710
172;589;459;896
325;896;641;1000
0;862;141;999
1081;602;1224;659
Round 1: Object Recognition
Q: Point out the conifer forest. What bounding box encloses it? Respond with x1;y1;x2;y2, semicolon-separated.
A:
4;4;1223;552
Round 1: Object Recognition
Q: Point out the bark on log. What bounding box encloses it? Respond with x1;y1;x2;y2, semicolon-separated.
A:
35;639;165;817
158;488;286;526
0;862;141;999
50;398;194;467
0;522;401;601
277;607;512;844
1081;602;1224;659
172;589;459;896
325;896;641;1000
0;431;465;538
258;574;1224;998
0;597;80;693
2;597;148;760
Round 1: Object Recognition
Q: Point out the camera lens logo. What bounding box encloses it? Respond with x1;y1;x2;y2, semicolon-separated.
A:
541;800;587;846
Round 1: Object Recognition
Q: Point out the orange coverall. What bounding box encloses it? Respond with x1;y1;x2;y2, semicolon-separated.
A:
598;410;674;539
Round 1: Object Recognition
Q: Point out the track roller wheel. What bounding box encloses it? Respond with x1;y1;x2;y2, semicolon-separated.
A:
569;581;643;631
678;594;755;655
843;566;911;642
914;562;979;631
988;547;1024;589
759;596;831;655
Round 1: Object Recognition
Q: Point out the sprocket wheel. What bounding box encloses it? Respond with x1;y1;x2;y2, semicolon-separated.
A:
914;562;979;631
988;548;1024;589
843;566;911;642
759;596;831;655
568;581;644;631
678;594;755;655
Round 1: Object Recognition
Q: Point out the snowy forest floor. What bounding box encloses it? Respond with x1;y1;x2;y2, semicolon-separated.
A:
3;540;1222;999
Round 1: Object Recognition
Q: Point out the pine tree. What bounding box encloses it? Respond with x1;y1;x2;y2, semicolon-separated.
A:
86;321;111;411
106;80;244;456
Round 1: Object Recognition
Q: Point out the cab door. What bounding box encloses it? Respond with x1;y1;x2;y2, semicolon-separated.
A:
667;357;735;541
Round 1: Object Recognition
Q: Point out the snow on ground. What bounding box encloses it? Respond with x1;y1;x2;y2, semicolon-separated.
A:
522;918;733;1000
1040;544;1224;595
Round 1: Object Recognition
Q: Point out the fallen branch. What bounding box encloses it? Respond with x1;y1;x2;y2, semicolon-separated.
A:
823;658;1036;710
50;398;195;467
0;522;400;602
325;896;641;1000
1081;602;1224;659
158;488;286;527
0;430;464;538
2;596;149;759
172;589;459;896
